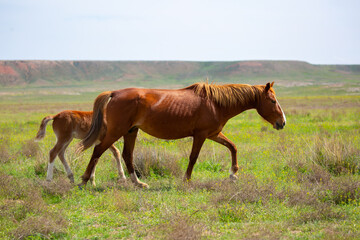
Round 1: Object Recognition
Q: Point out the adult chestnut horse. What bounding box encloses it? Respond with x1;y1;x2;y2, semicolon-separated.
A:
35;110;126;185
78;82;286;188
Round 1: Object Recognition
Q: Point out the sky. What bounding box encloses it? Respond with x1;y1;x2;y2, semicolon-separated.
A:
1;0;359;64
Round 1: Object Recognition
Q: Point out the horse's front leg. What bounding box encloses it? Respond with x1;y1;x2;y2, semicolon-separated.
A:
209;132;239;180
109;144;126;181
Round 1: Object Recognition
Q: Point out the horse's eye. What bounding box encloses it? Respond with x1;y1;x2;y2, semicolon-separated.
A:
271;100;276;104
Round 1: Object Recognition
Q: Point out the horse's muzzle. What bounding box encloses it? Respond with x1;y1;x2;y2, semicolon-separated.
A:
275;121;285;130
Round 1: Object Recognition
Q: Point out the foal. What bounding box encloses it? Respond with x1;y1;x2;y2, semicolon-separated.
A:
35;110;126;185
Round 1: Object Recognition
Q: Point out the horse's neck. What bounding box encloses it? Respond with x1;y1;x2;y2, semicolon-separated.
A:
219;91;259;121
220;101;256;121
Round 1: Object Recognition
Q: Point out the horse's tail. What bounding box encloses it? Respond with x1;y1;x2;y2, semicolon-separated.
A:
77;91;113;152
35;115;54;141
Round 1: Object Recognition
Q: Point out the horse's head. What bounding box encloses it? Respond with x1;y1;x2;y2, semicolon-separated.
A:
256;82;286;130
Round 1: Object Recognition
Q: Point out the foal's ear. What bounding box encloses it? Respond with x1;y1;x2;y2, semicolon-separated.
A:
270;81;274;87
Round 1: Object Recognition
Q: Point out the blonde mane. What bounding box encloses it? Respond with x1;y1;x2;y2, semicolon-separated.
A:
188;82;263;107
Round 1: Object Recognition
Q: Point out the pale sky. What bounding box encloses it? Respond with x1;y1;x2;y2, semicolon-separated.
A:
1;0;359;64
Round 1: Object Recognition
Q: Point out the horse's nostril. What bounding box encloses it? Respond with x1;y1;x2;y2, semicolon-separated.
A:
275;121;285;130
283;122;286;127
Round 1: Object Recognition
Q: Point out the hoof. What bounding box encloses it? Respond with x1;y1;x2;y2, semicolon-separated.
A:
229;174;238;181
68;174;74;183
77;182;86;190
136;182;149;189
118;177;127;183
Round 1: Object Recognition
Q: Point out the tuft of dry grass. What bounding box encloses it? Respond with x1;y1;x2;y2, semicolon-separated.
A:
290;161;331;185
111;189;139;213
318;176;360;205
11;212;68;240
156;213;204;240
312;134;360;175
40;177;73;197
294;203;346;224
0;173;45;220
212;173;280;205
0;137;11;163
20;139;40;158
0;172;68;239
286;189;319;207
134;145;182;178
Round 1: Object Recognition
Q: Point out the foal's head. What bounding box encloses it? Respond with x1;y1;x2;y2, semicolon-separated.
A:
256;82;286;130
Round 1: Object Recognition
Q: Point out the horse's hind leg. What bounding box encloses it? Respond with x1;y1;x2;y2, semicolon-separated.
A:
184;135;206;181
89;165;97;187
109;144;126;181
122;128;149;188
209;132;238;180
79;134;120;187
58;140;74;183
88;145;126;186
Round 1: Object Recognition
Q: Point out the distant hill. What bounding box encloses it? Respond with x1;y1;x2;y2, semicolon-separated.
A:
1;60;359;87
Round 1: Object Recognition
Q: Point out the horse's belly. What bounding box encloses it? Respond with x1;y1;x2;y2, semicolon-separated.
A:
139;121;194;139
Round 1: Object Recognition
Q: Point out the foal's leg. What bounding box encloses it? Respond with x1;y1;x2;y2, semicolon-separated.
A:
47;141;63;182
109;144;126;181
184;135;206;181
58;140;75;183
46;136;67;182
122;128;148;188
209;132;238;180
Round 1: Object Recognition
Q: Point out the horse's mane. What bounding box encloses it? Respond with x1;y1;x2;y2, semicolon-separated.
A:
187;82;263;107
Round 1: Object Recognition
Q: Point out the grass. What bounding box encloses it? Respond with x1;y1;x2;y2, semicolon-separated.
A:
0;85;359;239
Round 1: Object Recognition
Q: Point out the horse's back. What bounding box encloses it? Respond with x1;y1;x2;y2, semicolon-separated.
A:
107;87;217;139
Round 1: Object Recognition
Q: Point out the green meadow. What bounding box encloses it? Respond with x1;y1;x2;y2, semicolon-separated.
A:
0;83;359;239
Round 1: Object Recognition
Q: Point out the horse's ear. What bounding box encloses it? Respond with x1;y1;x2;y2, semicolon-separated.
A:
270;81;274;87
265;82;271;92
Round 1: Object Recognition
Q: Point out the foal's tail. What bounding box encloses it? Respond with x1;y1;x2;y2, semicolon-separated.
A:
77;91;113;152
35;115;54;141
